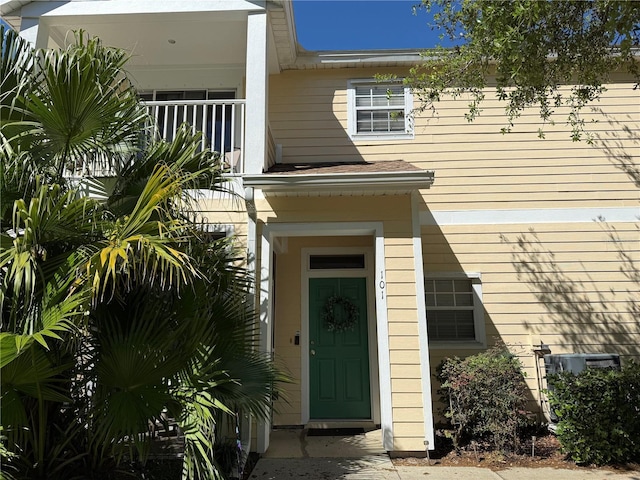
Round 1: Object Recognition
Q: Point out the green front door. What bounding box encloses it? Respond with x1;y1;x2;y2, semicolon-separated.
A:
309;277;371;419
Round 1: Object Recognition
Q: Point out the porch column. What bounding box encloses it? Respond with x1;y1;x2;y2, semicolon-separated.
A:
18;17;50;48
256;226;273;453
412;192;435;449
244;10;268;174
15;1;60;48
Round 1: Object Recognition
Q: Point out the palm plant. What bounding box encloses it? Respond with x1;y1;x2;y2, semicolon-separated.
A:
1;26;282;480
0;26;146;205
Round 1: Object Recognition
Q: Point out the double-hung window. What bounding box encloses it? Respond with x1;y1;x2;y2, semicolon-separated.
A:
425;273;485;346
347;80;413;140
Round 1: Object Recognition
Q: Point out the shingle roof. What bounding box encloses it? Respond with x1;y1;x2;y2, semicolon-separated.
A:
244;160;434;196
265;160;423;175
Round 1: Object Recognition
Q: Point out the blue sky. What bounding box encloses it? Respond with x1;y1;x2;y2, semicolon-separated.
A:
1;2;441;51
293;0;442;51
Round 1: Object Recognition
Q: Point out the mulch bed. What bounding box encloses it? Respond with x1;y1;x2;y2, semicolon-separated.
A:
391;432;640;473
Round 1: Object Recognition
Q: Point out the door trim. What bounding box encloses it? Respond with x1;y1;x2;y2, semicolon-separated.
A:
301;246;380;425
259;222;393;451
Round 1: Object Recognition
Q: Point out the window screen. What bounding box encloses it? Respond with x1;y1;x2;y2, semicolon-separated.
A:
425;278;476;341
354;84;406;134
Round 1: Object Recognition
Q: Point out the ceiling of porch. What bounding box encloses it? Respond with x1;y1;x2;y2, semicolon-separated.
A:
42;11;249;68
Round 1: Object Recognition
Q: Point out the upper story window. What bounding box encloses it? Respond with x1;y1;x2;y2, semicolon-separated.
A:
347;80;413;140
425;273;485;347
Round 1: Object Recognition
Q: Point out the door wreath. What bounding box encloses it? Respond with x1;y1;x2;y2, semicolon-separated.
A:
322;295;359;332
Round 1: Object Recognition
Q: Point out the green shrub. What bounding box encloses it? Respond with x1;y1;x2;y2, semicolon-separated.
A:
547;361;640;465
437;345;530;451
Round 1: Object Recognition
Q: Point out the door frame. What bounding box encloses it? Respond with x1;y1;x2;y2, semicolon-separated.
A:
301;246;380;425
259;221;394;453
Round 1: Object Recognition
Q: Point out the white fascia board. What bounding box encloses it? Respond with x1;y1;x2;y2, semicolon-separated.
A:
21;0;265;18
243;170;435;191
281;0;298;59
0;0;31;17
294;50;422;68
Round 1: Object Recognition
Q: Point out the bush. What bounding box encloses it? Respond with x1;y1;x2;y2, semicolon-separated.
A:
547;361;640;465
437;345;530;451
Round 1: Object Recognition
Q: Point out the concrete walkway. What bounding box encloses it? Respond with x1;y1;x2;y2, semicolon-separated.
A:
251;429;640;480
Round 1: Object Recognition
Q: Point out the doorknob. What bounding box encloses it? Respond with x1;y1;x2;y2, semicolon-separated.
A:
310;349;316;356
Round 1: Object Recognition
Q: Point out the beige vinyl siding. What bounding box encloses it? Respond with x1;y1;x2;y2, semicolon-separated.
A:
264;66;637;447
269;69;638;211
269;68;419;166
194;197;248;246
385;233;426;449
381;205;427;450
423;221;638;353
423;220;639;419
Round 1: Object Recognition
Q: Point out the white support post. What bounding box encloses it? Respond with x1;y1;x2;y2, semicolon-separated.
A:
244;11;268;174
412;192;435;450
245;8;269;451
374;227;394;451
18;17;50;48
257;226;273;454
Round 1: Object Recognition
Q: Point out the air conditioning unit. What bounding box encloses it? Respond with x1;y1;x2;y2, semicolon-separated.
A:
544;353;621;426
544;353;621;376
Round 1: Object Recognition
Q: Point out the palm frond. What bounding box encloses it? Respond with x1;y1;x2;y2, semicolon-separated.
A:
0;291;87;369
108;125;228;220
87;165;200;301
27;32;147;181
0;25;40;171
1;345;72;402
88;289;197;460
1;26;287;480
1;183;97;334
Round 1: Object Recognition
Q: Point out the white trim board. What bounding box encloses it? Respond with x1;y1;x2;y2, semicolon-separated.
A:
22;0;264;18
411;193;436;450
421;207;639;226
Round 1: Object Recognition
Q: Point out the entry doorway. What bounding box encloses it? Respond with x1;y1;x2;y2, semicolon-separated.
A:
309;277;371;419
302;246;379;425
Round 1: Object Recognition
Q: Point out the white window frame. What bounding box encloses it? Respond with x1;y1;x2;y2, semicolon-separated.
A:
197;223;235;251
347;79;414;141
199;222;234;237
425;272;486;348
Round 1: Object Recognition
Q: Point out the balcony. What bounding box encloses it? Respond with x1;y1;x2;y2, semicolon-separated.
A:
64;99;247;177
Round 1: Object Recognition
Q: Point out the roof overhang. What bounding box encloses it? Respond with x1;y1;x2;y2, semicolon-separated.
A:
1;0;423;72
283;50;424;70
243;169;435;196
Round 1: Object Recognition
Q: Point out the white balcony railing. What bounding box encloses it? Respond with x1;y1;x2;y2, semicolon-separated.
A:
63;99;246;177
146;99;246;174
